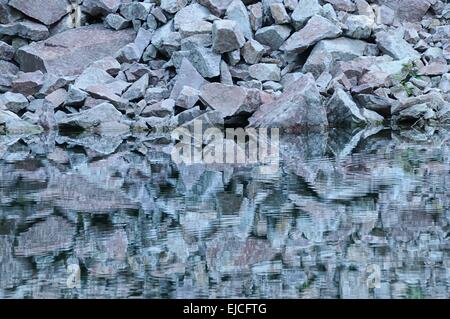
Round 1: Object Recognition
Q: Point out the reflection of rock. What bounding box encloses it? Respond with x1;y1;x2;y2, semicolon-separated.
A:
15;216;75;257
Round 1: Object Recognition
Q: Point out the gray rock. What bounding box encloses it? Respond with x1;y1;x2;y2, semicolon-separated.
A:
249;63;281;81
198;0;234;16
65;84;87;107
255;25;291;50
199;83;248;118
377;0;431;22
212;19;245;54
291;0;322;29
174;4;211;30
161;0;188;14
104;13;130;30
0;110;42;134
0;41;14;60
16;25;135;76
9;0;70;25
83;0;122;16
375;5;395;25
85;84;128;110
120;2;151;20
0;21;49;41
122;74;149;101
145;86;170;103
242;40;265;64
11;71;44;96
0;60;19;91
0;92;28;113
188;46;221;78
227;49;241;65
248;73;327;128
345;14;373;39
170;58;207;100
324;0;355;12
439;74;450;93
326;88;367;126
57;102;125;130
74;67;114;91
375;29;421;60
89;56;121;76
226;0;253;40
176;86;201;109
220;60;233;85
248;3;263;31
270;3;290;24
281;15;342;54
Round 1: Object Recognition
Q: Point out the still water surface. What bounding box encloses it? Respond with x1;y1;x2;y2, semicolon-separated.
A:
0;126;449;298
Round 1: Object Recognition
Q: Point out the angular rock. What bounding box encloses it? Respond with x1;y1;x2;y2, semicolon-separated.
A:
199;83;247;118
16;25;135;76
377;0;431;22
375;29;421;60
0;110;42;134
11;71;44;96
291;0;322;29
9;0;70;25
326;88;367;126
345;14;373;39
122;74;149;101
161;0;188;14
0;41;14;60
104;13;130;30
270;3;290;24
249;63;281;81
0;21;49;41
198;0;234;16
255;25;291;50
188;46;221;78
120;2;151;20
176;86;201;109
0;92;28;113
242;40;265;64
281;15;341;54
170;58;207;100
174;4;211;30
83;0;122;16
65;85;87;107
212;20;245;54
248;73;327;128
74;67;114;91
226;0;253;40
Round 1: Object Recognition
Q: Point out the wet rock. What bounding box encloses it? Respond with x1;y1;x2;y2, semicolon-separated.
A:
9;0;70;26
212;20;245;54
326;88;367;126
248;63;280;81
281;15;341;54
248;73;327;128
11;71;44;96
16;25;135;76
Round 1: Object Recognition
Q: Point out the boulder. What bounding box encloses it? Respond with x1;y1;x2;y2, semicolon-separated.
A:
16;25;135;76
8;0;70;25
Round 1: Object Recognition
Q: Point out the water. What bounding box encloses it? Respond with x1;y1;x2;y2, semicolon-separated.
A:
0;126;449;299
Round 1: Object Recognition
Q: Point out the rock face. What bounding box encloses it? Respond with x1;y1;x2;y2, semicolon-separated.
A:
248;73;327;128
8;0;70;25
16;25;135;76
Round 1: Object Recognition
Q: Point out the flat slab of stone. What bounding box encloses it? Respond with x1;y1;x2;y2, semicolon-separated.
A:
16;25;135;76
9;0;71;25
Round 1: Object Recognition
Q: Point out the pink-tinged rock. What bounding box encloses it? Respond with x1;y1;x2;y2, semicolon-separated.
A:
16;25;135;76
9;0;70;25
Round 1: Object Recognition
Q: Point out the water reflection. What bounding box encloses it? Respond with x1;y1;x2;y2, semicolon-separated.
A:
0;126;449;299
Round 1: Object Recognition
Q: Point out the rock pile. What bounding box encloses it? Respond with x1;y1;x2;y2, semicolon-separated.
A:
0;0;450;135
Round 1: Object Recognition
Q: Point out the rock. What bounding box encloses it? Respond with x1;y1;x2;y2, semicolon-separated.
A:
0;21;49;41
104;13;130;30
281;15;342;54
0;60;19;91
344;14;373;39
57;102;125;130
220;60;233;85
161;0;188;14
248;3;263;31
248;73;327;128
176;86;201;109
0;41;14;60
326;88;367;126
11;71;44;96
120;2;151;20
392;92;447;115
375;5;395;25
74;67;114;91
375;29;421;60
249;63;280;81
9;0;70;26
226;0;253;40
122;74;149;101
83;0;122;16
303;38;369;77
0;92;28;113
198;0;234;16
418;62;449;76
188;46;221;78
16;25;135;76
212;20;245;54
45;88;67;108
174;4;211;30
324;0;355;12
199;83;248;118
89;56;121;76
377;0;431;22
291;0;322;29
439;74;450;93
354;94;392;117
396;103;435;122
242;40;264;64
270;3;290;24
0;110;42;134
85;84;128;110
65;85;87;107
179;21;212;38
255;25;291;50
171;58;207;101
